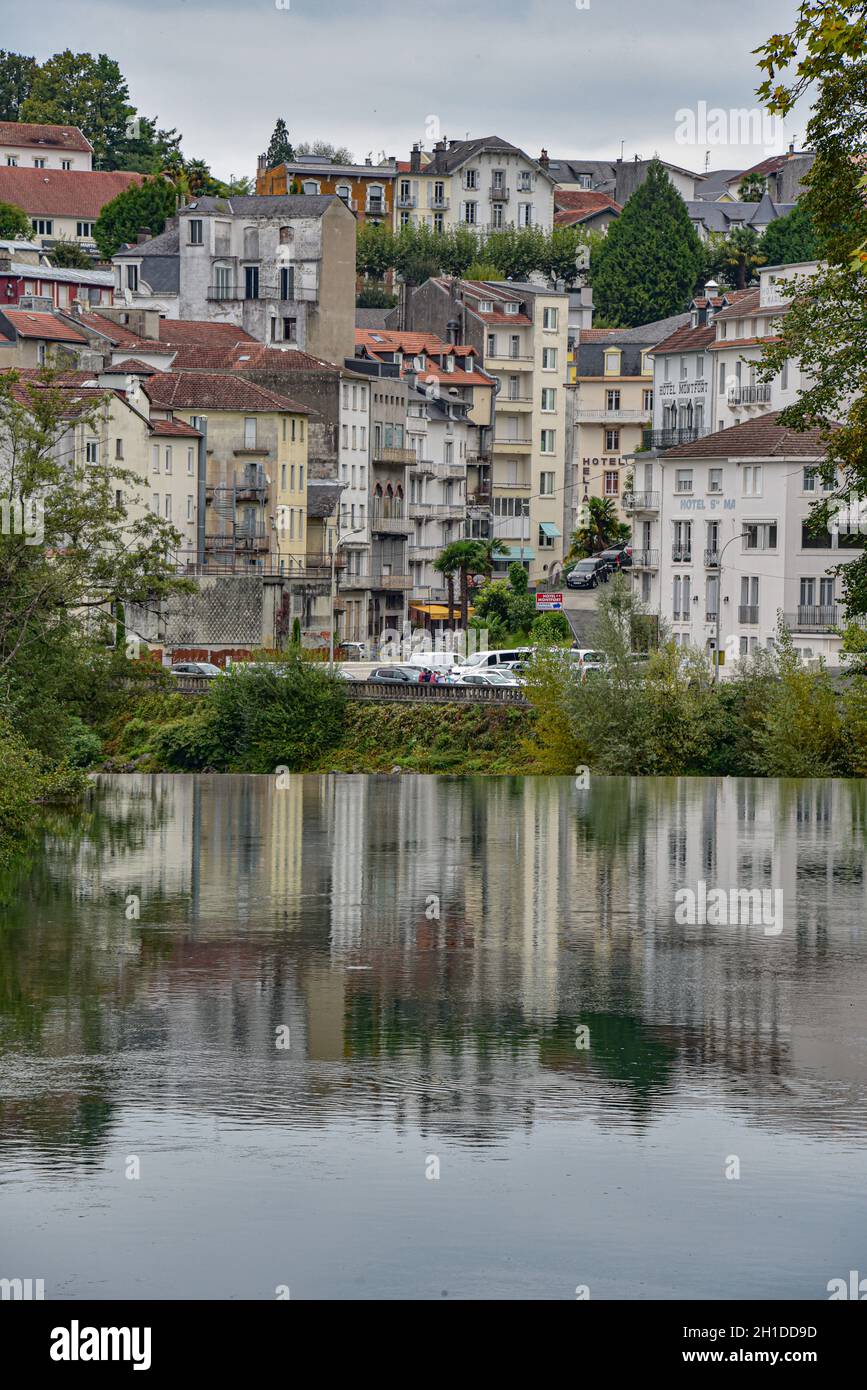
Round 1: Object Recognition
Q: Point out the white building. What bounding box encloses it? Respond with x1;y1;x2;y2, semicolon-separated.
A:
401;137;555;234
404;385;471;604
0;121;93;171
631;413;861;668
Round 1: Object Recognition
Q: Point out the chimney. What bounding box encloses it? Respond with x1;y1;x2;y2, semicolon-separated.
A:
539;149;549;169
136;227;152;244
446;318;460;346
410;143;422;174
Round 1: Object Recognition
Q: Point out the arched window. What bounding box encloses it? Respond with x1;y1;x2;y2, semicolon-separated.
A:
279;225;292;244
243;226;259;260
373;484;383;518
335;184;352;205
394;484;404;517
302;180;320;195
385;483;394;517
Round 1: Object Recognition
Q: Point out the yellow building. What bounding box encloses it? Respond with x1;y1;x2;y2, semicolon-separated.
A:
274;407;311;573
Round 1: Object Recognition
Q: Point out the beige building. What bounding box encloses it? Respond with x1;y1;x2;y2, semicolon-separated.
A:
0;121;94;171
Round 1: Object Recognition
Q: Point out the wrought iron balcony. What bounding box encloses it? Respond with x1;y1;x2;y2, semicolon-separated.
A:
643;427;700;450
784;605;839;632
623;491;660;512
631;548;659;568
671;546;692;563
704;549;720;567
738;605;760;624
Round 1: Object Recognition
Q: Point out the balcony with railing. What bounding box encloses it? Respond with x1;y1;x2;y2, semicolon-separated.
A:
418;461;466;480
738;605;760;624
366;200;387;217
672;546;692;563
489;187;510;202
498;395;533;411
784;605;839;632
704;549;720;567
577;407;649;423
623;491;660;513
396;192;417;208
373;446;417;466
207;281;318;302
727;384;773;407
631;549;659;568
642;427;700;450
371;512;415;536
429;194;450;210
493;435;532;452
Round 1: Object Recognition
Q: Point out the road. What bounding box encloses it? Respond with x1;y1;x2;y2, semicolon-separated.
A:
559;585;601;646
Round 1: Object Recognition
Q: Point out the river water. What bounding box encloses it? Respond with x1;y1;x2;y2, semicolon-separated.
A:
1;773;865;1300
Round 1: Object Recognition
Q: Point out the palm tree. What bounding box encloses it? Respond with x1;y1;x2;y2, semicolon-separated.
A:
566;496;630;564
434;539;484;632
737;173;767;203
469;536;509;582
433;545;461;632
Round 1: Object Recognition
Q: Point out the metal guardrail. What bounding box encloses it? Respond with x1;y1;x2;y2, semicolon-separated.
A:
784;606;839;632
623;492;660;512
345;681;528;704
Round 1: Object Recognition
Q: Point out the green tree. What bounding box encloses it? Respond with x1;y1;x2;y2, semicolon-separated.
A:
433;546;460;632
93;176;177;259
356;221;395;279
265;118;295;167
295;140;354;164
0;50;37;121
737;172;768;201
47;238;93;268
434;539;482;631
464;261;504;282
21;50;134;169
0;201;34;240
708;225;766;290
591;158;704;326
760;202;819;265
751;625;847;775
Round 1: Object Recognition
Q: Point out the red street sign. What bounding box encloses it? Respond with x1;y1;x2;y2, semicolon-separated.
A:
535;592;563;610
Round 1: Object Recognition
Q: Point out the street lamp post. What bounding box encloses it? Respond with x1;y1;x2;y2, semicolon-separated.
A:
714;531;750;683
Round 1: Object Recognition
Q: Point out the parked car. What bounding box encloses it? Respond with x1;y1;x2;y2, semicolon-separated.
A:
169;662;223;679
569;649;608;671
337;641;368;661
599;546;633;572
455;670;520;688
566;558;608;590
367;666;422;684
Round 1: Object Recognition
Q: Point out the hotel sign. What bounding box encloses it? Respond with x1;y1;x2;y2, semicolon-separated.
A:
679;497;735;510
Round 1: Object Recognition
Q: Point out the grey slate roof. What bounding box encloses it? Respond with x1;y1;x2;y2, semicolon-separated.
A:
545;158;617;192
686;195;796;233
182;194;340;218
427;136;555;182
356;307;391;330
114;223;180;295
694;169;743;201
115;223;180;259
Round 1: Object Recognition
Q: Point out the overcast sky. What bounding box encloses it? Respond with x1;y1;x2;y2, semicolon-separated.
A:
6;0;811;182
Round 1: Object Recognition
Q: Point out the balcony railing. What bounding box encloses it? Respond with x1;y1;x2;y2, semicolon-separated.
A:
207;283;317;302
371;514;415;535
429;196;450;210
366;202;387;217
727;384;773;406
672;546;692;563
396;193;417;208
576;408;648;423
738;605;760;624
373;446;417;466
623;491;660;512
784;605;839;632
489;187;510;202
704;549;720;567
493;435;532;450
631;548;659;568
643;427;700;450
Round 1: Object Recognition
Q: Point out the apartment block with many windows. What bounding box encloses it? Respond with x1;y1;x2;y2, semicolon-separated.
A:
399;137;555;234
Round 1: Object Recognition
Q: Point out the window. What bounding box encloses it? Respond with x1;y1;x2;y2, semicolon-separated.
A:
540;471;555;495
61;159;71;170
603;349;621;376
164;495;172;521
464;168;478;190
743;522;778;550
279;225;292;245
213;264;231;298
434;212;445;233
32;158;45;169
188;219;203;245
164;446;172;474
675;469;693;494
126;264;138;291
479;299;494;313
187;448;194;475
491;204;504;229
542;348;558;370
76;221;94;238
742;464;763;497
719;362;726;395
463;201;477;225
641;351;653;376
151;494;159;514
6;155;17;166
187;496;194;522
152;445;160;474
696;355;705;379
541;388;556;412
283;317;296;341
244;418;257;449
605;429;620;452
244;265;259;299
606;389;621;411
85;440;98;464
518;170;533;191
708;468;723;494
115;438;124;460
540;430;555;454
302;180;320;195
518;203;533;227
680;356;688;381
739;575;759;620
31;218;54;236
643;389;653;412
492;169;505;190
504;302;519;315
604;470;619;496
802;466;817;493
336;184;352;204
543;308;559;330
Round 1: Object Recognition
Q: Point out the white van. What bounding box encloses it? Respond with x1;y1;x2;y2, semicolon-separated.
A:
403;652;460;675
451;647;535;676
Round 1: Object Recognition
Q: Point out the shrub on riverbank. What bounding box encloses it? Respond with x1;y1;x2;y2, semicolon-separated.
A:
0;714;88;864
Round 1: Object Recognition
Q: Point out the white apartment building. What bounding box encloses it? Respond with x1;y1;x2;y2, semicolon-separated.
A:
400;137;555;234
338;372;372;641
630;414;860;668
0;122;93;171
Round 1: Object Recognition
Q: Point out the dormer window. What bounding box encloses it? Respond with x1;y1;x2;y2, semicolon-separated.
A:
479;299;494;313
604;349;621;376
578;174;592;189
504;302;519;315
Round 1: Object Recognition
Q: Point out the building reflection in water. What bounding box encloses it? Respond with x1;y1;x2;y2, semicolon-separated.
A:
1;773;866;1159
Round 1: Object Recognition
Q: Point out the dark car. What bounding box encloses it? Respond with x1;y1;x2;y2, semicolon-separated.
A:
566;558;609;590
599;545;633;573
368;666;422;684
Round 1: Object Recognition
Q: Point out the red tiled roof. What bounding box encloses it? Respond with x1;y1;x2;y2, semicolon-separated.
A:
168;342;340;373
554;190;621;214
652;324;717;354
0;167;143;219
3;309;88;342
0;121;93;154
707;335;782;351
67;311;142;345
156;320;259;346
664;411;829;459
144;370;310;414
102;358;159;374
149;417;201;437
713;289;762;321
